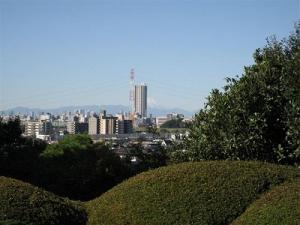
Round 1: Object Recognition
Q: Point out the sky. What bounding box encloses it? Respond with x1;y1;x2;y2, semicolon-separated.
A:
0;0;299;111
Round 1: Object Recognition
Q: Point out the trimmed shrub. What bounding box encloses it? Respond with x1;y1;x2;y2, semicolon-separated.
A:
0;219;25;225
86;161;299;225
0;176;87;225
231;178;300;225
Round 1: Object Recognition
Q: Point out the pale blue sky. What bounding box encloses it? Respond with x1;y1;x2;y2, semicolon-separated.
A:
0;0;299;111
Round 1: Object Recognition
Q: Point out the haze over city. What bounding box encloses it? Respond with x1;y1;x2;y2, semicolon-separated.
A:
0;0;299;111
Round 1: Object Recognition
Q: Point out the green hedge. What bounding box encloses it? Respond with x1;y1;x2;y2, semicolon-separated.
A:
231;178;300;225
86;161;299;225
0;177;87;225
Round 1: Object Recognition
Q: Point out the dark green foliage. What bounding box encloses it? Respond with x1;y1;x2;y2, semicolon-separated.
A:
160;118;186;128
39;135;130;200
0;118;22;145
168;148;190;163
0;176;87;225
185;23;300;165
125;142;168;174
146;125;159;135
0;219;26;225
86;161;299;225
231;178;300;225
0;118;47;182
41;134;93;157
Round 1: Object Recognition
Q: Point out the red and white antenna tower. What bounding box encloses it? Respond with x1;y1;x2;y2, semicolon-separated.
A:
129;68;135;114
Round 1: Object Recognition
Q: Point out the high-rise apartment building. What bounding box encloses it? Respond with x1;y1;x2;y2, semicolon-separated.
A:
99;110;118;135
100;116;117;135
88;115;99;135
98;111;133;135
40;121;53;135
116;120;133;134
67;121;88;134
134;84;147;118
24;121;53;136
24;121;40;136
67;121;75;134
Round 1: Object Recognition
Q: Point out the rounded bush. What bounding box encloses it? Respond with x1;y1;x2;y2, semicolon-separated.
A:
0;176;87;225
231;178;300;225
86;161;299;225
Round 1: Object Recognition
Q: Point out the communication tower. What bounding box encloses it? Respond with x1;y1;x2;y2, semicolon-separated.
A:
129;68;135;114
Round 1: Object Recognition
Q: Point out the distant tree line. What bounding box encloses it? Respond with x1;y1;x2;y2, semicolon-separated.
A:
160;118;187;129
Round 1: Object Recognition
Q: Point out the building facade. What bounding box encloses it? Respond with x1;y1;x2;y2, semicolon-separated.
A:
100;117;118;135
134;84;147;118
67;121;88;134
24;121;40;136
99;111;118;135
116;119;133;134
88;115;99;135
24;121;53;136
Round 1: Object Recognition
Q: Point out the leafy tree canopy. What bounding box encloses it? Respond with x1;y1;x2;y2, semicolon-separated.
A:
184;23;300;166
39;135;130;200
0;118;47;181
41;134;93;157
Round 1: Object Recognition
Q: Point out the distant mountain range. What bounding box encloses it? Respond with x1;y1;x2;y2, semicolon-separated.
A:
1;105;196;118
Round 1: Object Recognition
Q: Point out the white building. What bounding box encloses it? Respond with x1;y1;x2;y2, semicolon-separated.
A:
67;121;76;134
24;121;53;136
24;121;40;136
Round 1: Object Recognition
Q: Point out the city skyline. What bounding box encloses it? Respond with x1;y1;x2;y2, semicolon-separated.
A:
1;0;299;111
